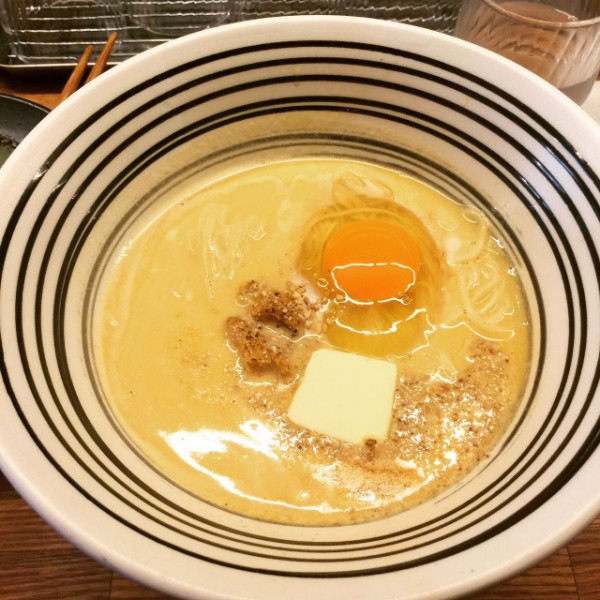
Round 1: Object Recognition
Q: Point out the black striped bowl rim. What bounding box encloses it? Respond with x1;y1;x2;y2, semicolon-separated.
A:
0;16;599;600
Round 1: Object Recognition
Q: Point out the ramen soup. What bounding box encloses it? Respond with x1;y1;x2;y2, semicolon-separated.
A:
97;158;530;525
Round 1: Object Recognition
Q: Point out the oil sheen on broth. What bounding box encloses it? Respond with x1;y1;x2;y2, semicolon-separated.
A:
97;158;530;525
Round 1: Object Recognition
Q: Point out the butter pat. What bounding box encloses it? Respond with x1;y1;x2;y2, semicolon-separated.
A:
288;348;397;445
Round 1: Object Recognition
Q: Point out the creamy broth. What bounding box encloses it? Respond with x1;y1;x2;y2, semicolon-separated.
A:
97;158;530;525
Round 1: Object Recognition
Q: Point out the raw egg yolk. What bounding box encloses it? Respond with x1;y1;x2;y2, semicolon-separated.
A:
321;220;421;303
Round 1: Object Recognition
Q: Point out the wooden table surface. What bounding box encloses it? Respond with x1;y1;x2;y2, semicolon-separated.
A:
1;69;600;600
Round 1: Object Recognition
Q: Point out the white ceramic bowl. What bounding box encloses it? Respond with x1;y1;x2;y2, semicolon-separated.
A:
0;16;599;600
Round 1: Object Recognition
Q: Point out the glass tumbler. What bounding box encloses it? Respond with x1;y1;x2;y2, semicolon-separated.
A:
454;0;600;105
231;1;460;34
0;0;125;64
125;0;233;37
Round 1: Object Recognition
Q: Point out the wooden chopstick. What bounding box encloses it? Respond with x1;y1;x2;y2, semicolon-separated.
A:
59;44;93;104
86;31;118;84
59;32;118;104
